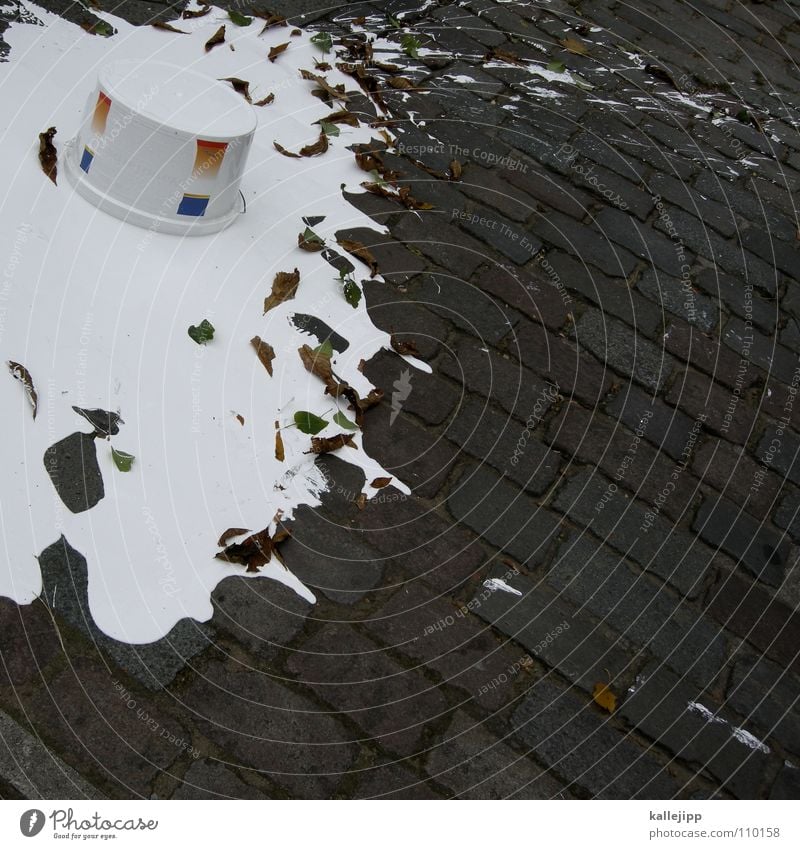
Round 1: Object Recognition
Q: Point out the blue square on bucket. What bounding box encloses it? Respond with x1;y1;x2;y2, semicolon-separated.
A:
177;193;210;217
79;146;94;173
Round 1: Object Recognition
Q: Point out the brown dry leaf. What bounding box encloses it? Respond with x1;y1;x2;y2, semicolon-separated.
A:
152;21;189;34
250;336;275;375
298;344;348;396
337;238;378;276
390;335;419;356
486;47;524;65
235;413;245;425
449;159;463;180
357;358;366;373
592;682;617;713
273;140;301;158
378;129;394;147
291;27;301;36
258;13;287;32
305;433;357;454
215;520;291;572
300;69;349;102
254;92;275;106
386;76;414;89
38;127;57;185
355;493;367;510
560;36;588;55
299;132;329;157
371;477;392;488
317;108;360;127
7;361;38;419
362;182;432;210
205;25;226;52
220;77;252;102
275;421;285;462
372;60;399;73
268;41;290;62
182;5;211;19
298;231;325;252
217;527;250;547
263;268;300;313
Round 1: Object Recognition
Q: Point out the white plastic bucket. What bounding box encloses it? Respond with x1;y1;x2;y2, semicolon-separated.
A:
64;60;257;236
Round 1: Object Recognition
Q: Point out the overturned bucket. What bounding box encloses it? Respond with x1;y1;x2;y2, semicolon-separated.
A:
64;60;257;236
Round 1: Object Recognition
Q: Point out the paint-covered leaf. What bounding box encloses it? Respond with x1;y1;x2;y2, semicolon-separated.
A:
111;447;135;472
38;127;57;185
188;319;215;344
294;411;328;434
592;682;617;713
268;41;290;62
250;336;275;375
205;25;225;51
229;10;252;26
263;268;300;313
333;411;357;430
7;361;38;419
305;433;356;454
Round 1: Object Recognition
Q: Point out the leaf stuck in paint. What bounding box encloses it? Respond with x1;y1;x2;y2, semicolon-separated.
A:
333;411;357;430
268;41;290;62
250;336;275;375
7;361;38;419
111;447;135;472
294;411;328;434
263;268;300;313
371;477;392;488
205;25;226;52
305;433;357;454
275;420;285;461
337;238;378;276
188;319;215;344
38;126;57;185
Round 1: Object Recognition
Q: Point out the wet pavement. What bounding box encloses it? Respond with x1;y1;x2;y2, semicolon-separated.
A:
1;0;799;799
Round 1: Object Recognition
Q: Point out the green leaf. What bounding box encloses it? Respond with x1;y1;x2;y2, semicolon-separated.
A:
310;32;332;54
228;10;252;26
320;121;340;137
333;411;357;430
111;447;135;472
343;277;361;308
400;34;420;59
188;319;215;344
294;411;328;434
303;226;325;245
547;60;566;73
312;339;334;358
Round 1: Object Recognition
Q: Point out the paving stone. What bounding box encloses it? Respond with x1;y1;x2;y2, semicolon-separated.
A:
280;505;386;605
512;678;680;798
769;763;800;799
756;423;800;488
693;495;790;588
693;267;777;334
447;464;561;568
43;431;104;513
648;171;737;237
620;664;771;799
726;654;800;758
351;760;437;799
427;710;568;798
706;570;800;675
287;627;448;756
507;319;614;406
455;203;542;265
666;367;758;444
172;759;271;799
182;660;358;798
636;267;717;332
446;395;561;494
574;308;676;392
548;532;729;687
38;536;212;691
723;317;800;387
334;227;427;285
0;596;62;693
499;162;595;220
774;487;800;543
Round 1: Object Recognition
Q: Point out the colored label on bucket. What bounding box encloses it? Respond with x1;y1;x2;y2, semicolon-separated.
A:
79;146;95;173
92;91;112;135
177;193;210;217
193;140;227;179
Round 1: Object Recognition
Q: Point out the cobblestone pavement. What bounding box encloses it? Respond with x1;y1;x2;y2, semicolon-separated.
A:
1;0;799;800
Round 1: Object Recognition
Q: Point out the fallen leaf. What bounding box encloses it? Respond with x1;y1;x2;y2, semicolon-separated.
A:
205;25;226;52
250;336;275;375
294;410;328;434
644;63;678;89
298;227;325;251
333;411;357;430
310;32;333;53
220;77;252;102
299;68;349;102
72;406;123;436
305;433;357;454
182;5;211;19
38;126;57;185
592;682;617;713
485;46;524;65
355;493;367;510
298;343;348;396
258;12;287;32
235;413;245;425
7;361;38;419
342;276;361;308
217;527;249;547
449;159;463;180
80;20;115;37
273;132;329;158
386;76;414;89
337;237;378;276
254;92;275;106
560;36;588;55
263;268;300;313
216;517;290;572
317;109;360;128
273;140;301;158
275;420;285;461
371;477;391;488
268;41;290;62
291;27;301;36
547;59;566;73
228;9;252;26
391;335;419;356
188;319;215;344
319;121;339;137
152;21;189;34
111;447;135;472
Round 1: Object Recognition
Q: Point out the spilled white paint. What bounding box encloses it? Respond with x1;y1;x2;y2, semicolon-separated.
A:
0;5;421;643
687;701;771;754
483;578;522;596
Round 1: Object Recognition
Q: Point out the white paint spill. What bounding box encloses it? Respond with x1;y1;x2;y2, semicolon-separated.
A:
483;578;522;596
687;702;771;753
0;6;418;643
